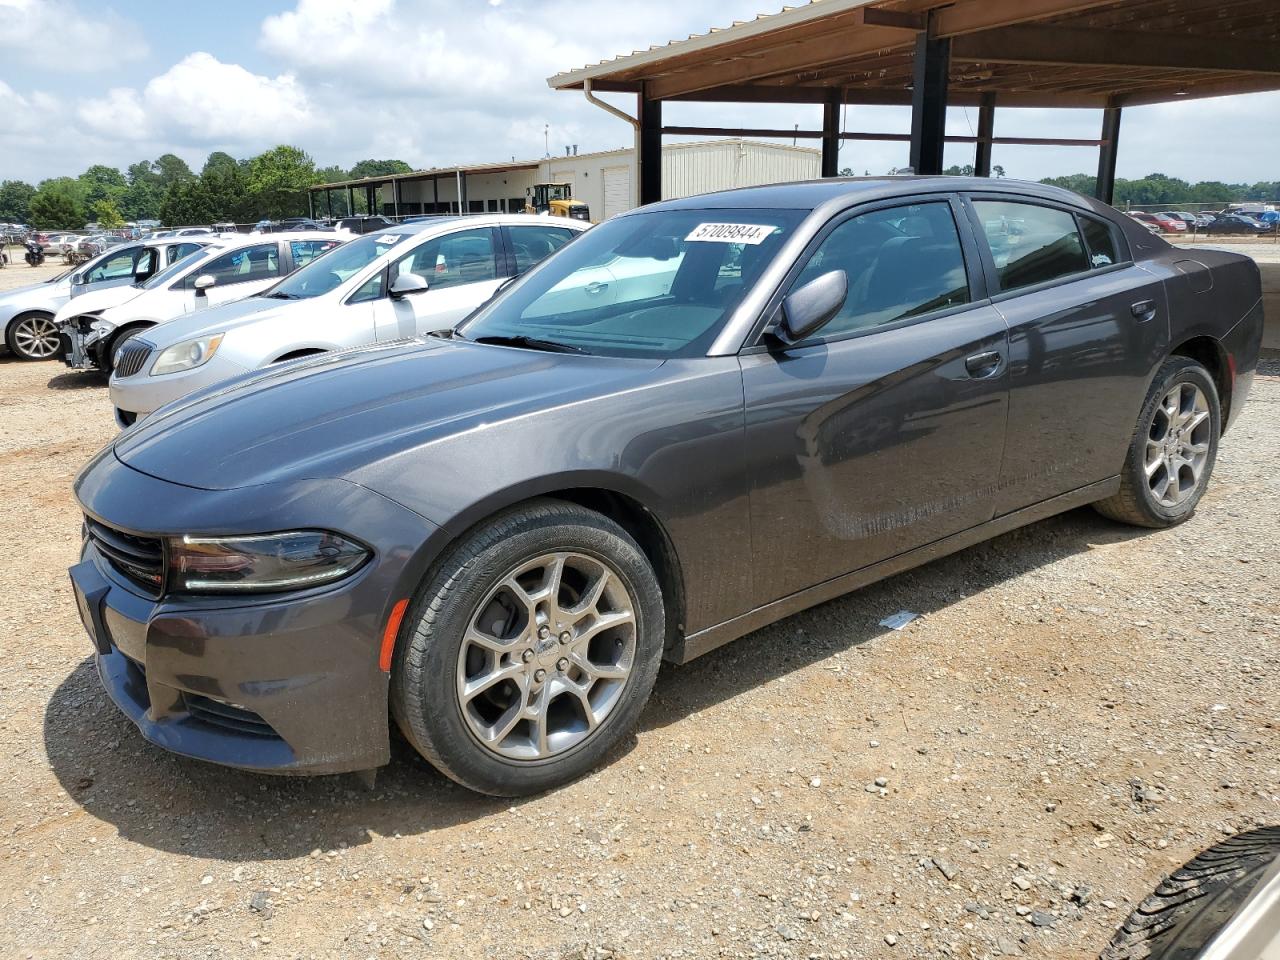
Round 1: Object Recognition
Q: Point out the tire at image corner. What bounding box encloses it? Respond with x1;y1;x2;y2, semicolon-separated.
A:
389;498;666;797
1093;356;1221;529
1100;827;1280;960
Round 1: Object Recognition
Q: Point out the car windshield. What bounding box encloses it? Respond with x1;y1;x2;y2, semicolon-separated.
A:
261;232;402;300
139;247;212;289
460;208;806;358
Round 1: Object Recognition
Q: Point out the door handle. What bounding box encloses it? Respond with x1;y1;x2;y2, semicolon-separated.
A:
1131;299;1157;321
964;350;1003;379
584;281;609;295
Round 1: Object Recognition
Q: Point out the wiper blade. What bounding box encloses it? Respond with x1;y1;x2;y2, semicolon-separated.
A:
263;291;300;300
473;335;587;355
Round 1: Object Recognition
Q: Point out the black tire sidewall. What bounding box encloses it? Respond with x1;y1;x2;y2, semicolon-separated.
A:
108;328;141;371
393;504;665;796
1126;358;1221;526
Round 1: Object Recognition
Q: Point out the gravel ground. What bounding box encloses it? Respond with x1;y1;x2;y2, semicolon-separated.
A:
0;255;1276;960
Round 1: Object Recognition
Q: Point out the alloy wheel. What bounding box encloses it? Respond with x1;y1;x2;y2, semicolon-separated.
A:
456;551;637;761
11;316;60;360
1146;382;1211;507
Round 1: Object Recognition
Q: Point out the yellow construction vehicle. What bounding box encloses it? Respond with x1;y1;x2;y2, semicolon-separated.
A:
525;183;590;221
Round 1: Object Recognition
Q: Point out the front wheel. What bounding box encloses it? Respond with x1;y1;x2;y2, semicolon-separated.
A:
6;313;61;361
391;499;665;796
1094;357;1220;528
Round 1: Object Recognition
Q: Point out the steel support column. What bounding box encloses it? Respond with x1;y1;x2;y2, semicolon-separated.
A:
974;92;996;177
821;88;841;178
307;191;315;219
347;186;355;216
1096;103;1122;205
909;15;951;175
639;89;662;205
392;179;400;220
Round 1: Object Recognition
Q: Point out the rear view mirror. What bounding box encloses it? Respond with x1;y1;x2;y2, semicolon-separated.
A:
193;274;217;293
389;272;429;299
773;270;847;346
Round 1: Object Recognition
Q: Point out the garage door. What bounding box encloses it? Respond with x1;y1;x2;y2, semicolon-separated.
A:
603;166;631;220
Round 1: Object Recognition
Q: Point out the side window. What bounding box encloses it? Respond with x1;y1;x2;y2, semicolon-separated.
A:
168;242;202;265
971;200;1089;291
290;239;339;268
393;228;497;290
88;249;140;282
189;243;281;288
788;201;971;341
1080;216;1124;269
349;271;385;304
507;225;575;274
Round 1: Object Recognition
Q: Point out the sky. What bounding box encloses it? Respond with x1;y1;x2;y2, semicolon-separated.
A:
1;0;1278;187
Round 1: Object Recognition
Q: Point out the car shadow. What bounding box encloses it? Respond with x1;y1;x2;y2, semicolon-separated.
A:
45;370;107;390
44;505;1144;861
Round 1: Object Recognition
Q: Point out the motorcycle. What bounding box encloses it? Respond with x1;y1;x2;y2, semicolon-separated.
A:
24;241;45;267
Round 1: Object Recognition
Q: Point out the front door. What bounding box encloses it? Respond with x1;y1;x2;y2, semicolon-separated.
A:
371;226;504;341
963;196;1169;514
741;197;1011;603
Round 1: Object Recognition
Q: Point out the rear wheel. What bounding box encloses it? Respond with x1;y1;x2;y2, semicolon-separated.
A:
391;499;665;796
1094;357;1220;528
6;312;60;361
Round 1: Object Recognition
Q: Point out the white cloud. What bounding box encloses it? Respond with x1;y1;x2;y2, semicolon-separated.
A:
77;53;313;147
0;0;147;71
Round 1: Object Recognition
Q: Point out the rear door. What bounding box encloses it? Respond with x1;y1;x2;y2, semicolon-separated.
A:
370;226;503;340
741;196;1011;601
962;195;1168;514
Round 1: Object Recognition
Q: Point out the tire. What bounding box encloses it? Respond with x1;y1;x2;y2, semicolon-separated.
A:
390;499;665;796
5;312;60;361
1101;827;1280;960
1094;357;1220;528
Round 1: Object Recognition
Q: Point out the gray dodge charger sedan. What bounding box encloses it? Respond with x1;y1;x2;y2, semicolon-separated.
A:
70;178;1263;796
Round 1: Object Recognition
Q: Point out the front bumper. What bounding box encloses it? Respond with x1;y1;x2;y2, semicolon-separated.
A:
110;353;249;425
71;457;441;774
62;317;106;371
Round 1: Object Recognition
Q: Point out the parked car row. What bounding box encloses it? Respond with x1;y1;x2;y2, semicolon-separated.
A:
1128;208;1278;235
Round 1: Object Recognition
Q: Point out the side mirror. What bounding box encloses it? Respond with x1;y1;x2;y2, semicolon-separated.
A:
193;274;217;294
772;270;848;346
389;272;429;299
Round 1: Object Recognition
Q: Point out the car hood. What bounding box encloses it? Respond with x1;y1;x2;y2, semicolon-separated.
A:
54;284;144;323
112;338;663;492
135;295;292;346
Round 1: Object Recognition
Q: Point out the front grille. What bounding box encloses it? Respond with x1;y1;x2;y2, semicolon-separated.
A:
113;341;152;378
86;518;165;595
181;693;278;738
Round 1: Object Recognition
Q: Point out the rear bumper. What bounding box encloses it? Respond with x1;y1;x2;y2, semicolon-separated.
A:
71;461;442;775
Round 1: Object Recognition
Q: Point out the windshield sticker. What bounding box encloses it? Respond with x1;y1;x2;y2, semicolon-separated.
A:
685;223;773;245
376;234;401;245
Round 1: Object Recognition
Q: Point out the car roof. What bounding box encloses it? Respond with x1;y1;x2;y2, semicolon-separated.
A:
375;214;588;239
638;176;1100;216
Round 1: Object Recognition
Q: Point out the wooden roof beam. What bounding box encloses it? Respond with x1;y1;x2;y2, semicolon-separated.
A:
952;24;1280;74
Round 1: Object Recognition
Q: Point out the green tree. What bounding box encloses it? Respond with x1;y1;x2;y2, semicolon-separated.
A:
154;153;196;190
121;160;162;221
0;180;36;223
200;162;252;224
202;151;239;177
246;145;319;219
92;197;125;229
1040;173;1098;196
159;179;215;227
943;164;976;177
347;159;413;179
77;164;127;208
28;178;86;229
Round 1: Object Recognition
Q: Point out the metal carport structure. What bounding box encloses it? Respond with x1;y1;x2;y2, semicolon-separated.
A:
549;0;1280;206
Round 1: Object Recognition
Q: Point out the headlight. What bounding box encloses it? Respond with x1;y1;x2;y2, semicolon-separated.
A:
151;333;224;376
166;530;370;594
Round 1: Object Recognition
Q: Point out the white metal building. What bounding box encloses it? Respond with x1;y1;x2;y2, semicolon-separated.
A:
308;139;820;223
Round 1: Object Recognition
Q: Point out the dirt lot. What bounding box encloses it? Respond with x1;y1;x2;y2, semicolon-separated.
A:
0;255;1276;960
